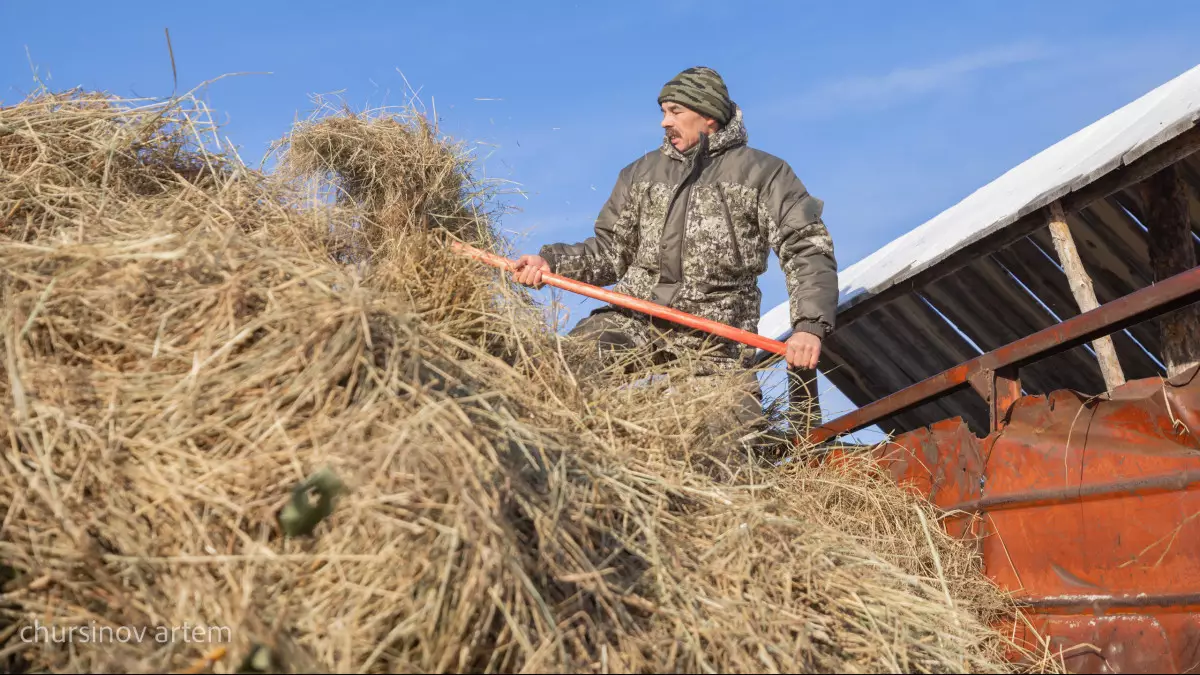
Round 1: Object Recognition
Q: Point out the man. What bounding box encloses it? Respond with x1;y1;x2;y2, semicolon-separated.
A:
512;66;838;432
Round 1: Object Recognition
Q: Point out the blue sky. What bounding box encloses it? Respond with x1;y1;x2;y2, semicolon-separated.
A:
4;1;1200;442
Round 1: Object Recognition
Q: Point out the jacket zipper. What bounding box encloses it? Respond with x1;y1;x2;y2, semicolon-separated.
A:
656;135;709;306
667;138;705;219
674;135;707;282
715;186;744;268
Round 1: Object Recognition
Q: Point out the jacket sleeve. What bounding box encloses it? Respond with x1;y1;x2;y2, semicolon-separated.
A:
759;162;839;338
538;164;638;287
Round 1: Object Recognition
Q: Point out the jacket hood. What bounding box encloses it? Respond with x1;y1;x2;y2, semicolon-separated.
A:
660;104;748;161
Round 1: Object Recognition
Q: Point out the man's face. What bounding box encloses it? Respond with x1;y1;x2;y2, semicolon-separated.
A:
661;102;717;152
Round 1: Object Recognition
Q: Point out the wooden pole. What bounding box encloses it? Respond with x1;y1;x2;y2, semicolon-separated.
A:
1046;201;1127;390
1138;165;1200;379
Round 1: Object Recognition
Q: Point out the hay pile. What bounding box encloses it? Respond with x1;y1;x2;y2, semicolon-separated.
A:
0;86;1047;673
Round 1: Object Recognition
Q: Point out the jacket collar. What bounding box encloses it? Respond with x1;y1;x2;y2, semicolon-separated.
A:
659;104;748;162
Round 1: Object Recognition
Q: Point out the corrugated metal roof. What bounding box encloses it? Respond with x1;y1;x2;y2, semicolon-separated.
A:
758;63;1200;437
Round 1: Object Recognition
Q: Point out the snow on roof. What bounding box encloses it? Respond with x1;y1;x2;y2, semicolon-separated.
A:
759;63;1200;344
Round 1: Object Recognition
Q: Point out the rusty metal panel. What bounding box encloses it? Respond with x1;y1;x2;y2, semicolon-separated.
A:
872;418;985;529
922;257;1108;395
977;379;1200;599
866;366;1200;674
989;237;1164;381
1008;614;1200;674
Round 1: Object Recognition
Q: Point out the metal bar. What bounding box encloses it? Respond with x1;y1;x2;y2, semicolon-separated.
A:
993;366;1021;431
1017;592;1200;613
806;265;1200;444
967;366;1024;432
450;241;789;357
941;468;1200;514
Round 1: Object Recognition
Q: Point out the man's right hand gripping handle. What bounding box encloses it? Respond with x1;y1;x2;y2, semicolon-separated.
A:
512;254;551;289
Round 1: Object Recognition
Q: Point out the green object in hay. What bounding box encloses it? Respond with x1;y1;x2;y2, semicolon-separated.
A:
278;467;345;537
236;644;278;673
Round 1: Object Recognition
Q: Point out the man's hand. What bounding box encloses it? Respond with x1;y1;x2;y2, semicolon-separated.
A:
785;331;822;370
512;254;551;289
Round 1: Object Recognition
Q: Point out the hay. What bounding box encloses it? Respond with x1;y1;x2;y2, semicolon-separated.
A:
0;86;1054;674
273;96;501;261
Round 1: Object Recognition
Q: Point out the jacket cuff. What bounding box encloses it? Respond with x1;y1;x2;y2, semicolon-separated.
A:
537;244;560;273
792;320;830;339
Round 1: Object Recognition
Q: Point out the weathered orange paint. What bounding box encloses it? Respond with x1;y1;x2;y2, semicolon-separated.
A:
1006;614;1200;673
863;365;1200;673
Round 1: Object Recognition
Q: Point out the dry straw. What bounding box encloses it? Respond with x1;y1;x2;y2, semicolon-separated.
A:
0;84;1059;673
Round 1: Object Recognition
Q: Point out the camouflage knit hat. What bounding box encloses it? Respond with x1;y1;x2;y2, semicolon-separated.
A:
657;66;733;126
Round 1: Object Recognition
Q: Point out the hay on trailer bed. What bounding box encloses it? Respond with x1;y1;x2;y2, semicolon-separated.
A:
0;86;1055;674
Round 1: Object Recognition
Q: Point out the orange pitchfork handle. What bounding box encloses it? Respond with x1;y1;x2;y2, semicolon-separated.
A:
450;241;788;358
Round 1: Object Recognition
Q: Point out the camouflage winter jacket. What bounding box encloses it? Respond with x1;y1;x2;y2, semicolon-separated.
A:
540;106;839;362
